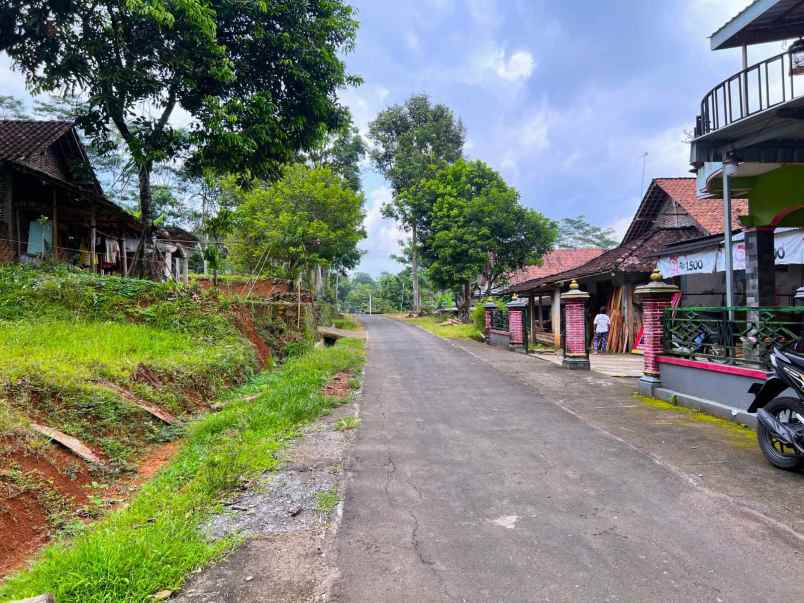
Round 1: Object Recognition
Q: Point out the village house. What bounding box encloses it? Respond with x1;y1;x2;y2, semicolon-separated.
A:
508;178;746;352
504;248;604;345
0;120;191;281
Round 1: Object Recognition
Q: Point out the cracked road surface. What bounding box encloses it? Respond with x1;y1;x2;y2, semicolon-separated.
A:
332;317;804;602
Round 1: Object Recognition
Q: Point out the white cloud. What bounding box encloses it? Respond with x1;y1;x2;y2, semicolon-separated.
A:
358;185;407;273
338;84;390;136
520;109;550;151
468;0;502;28
495;49;535;81
405;30;421;52
608;215;633;242
683;0;753;35
489;106;552;179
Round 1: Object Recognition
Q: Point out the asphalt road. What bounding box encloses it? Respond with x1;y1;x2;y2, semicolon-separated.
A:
332;316;804;602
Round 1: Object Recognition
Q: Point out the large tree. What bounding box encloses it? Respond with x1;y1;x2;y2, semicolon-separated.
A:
422;160;556;320
308;123;367;192
0;0;359;275
557;215;619;249
368;94;465;313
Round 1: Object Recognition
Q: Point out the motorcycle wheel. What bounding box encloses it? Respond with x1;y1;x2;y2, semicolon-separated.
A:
757;397;804;471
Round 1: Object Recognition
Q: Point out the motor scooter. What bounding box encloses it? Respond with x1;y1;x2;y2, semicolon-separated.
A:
747;345;804;470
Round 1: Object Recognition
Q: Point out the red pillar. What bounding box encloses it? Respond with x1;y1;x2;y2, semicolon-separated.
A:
561;280;590;370
483;302;496;339
635;269;680;395
507;297;528;347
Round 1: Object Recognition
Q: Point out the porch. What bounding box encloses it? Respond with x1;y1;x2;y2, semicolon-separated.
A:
530;351;644;378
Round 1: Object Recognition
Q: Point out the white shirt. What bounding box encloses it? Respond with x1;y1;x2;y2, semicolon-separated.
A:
593;314;610;334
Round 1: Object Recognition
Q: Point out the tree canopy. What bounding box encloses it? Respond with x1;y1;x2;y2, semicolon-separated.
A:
227;164;365;281
421;160;556;316
308;123;367;192
0;0;360;273
557;215;619;249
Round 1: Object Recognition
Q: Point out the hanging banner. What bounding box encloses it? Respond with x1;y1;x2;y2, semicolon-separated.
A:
657;248;719;277
660;228;804;276
718;241;747;271
774;229;804;265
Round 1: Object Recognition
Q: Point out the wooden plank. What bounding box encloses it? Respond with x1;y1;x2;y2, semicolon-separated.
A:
99;382;178;425
30;424;102;465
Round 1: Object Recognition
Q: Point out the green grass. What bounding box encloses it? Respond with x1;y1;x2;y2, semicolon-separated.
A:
0;319;257;464
403;316;482;340
0;320;249;386
315;487;339;514
0;264;264;465
332;315;361;331
334;416;361;431
635;394;756;447
0;337;365;603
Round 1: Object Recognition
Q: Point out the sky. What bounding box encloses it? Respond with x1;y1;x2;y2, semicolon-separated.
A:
337;0;790;276
0;0;789;276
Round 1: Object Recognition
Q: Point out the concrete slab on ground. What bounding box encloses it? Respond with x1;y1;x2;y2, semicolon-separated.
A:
532;350;644;377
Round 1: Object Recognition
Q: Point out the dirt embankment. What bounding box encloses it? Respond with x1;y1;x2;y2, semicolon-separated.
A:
194;277;303;300
0;304;313;578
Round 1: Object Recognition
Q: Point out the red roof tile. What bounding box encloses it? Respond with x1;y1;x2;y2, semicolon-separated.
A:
654;178;746;234
508;248;606;286
510;228;700;293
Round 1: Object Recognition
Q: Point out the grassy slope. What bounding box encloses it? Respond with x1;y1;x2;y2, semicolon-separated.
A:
401;315;482;340
332;314;362;331
0;337;365;602
0;265;258;464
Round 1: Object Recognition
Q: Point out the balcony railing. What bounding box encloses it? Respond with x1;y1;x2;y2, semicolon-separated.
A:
695;51;804;138
662;306;804;370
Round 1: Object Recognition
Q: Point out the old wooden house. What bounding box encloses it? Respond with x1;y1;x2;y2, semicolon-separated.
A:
0;120;191;281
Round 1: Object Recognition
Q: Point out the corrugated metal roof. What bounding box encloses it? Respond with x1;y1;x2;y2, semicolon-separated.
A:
710;0;804;50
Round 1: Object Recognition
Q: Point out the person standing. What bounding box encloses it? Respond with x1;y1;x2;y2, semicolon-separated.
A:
593;306;610;353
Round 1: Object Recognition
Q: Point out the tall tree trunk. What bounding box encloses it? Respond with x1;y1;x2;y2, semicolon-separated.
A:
460;282;472;322
411;222;420;314
135;163;153;278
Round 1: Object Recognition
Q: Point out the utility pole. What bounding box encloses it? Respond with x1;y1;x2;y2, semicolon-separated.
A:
369;294;372;315
722;157;737;317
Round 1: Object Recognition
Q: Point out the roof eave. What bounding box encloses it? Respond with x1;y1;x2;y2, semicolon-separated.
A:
710;0;794;50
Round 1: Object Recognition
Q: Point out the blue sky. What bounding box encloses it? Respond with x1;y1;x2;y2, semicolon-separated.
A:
340;0;790;275
0;0;788;276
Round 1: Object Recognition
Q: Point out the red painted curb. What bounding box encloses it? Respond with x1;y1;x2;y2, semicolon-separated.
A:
657;355;767;380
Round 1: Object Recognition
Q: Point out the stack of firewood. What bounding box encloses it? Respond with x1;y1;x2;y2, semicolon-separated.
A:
605;287;638;354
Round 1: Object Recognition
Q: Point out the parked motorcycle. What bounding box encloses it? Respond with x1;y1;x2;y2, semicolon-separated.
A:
748;345;804;470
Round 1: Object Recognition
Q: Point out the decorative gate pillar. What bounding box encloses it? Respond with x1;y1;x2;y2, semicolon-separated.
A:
483;302;497;340
507;296;528;350
634;268;679;396
561;280;590;370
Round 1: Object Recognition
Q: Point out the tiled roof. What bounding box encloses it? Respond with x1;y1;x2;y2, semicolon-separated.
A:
0;120;74;163
623;178;746;243
654;178;746;235
510;228;699;293
507;248;605;287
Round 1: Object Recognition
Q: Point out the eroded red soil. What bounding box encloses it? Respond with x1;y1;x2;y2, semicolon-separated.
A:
322;372;352;400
